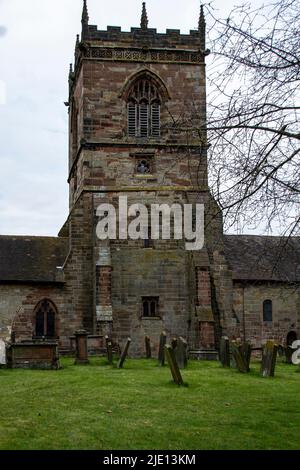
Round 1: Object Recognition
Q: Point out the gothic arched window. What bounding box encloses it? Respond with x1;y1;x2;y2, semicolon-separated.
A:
127;78;161;138
34;299;57;338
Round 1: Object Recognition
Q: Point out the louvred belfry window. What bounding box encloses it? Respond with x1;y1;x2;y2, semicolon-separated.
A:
151;102;160;137
128;101;137;136
127;79;161;138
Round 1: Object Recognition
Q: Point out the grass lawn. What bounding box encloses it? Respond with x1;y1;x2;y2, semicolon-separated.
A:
0;358;299;450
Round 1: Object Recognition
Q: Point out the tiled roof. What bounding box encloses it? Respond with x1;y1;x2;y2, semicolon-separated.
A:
0;234;299;284
224;235;300;282
0;236;68;283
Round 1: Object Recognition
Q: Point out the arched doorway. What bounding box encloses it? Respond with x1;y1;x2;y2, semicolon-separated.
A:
34;299;57;339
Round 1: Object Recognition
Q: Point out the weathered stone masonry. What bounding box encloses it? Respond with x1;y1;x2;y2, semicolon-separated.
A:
0;3;299;356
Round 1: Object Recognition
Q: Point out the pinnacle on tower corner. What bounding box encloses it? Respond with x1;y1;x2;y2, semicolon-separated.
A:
198;4;206;50
141;2;149;30
82;0;89;24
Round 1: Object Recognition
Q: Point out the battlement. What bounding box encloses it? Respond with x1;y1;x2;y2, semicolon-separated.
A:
80;1;207;52
84;25;203;50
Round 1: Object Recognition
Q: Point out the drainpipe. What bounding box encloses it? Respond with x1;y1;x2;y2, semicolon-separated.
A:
242;285;246;342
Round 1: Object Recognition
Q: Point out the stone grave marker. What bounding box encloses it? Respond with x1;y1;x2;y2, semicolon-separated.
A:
105;336;113;364
74;330;89;365
164;344;184;386
171;338;178;350
174;337;188;369
240;342;251;371
158;331;167;366
0;339;6;366
145;336;151;359
230;341;251;373
107;341;113;365
285;346;293;364
219;336;230;367
6;342;60;370
261;340;278;377
230;341;238;369
117;338;131;369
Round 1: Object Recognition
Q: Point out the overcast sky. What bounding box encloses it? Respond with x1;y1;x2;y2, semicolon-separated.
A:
0;0;262;237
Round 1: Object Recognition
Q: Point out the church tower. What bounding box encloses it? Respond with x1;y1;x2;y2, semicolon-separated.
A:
64;2;227;355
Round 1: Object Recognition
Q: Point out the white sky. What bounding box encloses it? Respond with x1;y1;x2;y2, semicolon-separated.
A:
0;0;263;236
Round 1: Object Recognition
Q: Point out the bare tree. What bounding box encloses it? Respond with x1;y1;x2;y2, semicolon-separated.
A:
203;0;300;236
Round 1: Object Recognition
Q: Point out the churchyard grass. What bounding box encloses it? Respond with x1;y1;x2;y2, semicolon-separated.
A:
0;358;299;450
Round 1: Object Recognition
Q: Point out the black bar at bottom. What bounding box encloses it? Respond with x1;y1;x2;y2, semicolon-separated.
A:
0;450;299;466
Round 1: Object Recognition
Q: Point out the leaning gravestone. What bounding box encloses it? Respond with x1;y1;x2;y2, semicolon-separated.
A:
164;344;184;386
174;337;188;369
145;336;151;359
158;331;167;366
171;338;178;350
261;340;278;377
117;338;131;369
219;336;230;368
0;339;6;366
230;341;251;373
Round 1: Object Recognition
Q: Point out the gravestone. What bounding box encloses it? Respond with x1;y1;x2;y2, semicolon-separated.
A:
158;331;167;366
107;341;113;365
6;342;60;370
171;338;178;350
240;342;251;371
230;341;251;373
74;330;89;365
0;339;6;366
285;346;293;364
230;341;238;369
219;336;230;367
174;337;188;369
105;336;113;364
117;338;131;369
261;340;278;377
145;336;151;359
164;344;184;386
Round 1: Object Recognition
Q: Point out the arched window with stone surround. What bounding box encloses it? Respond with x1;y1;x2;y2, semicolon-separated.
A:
123;70;170;139
34;299;57;338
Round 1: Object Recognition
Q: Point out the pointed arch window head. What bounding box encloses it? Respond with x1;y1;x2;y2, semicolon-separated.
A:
34;299;57;338
127;78;161;138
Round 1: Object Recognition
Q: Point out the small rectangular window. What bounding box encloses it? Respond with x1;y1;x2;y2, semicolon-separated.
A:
263;300;273;322
142;297;159;317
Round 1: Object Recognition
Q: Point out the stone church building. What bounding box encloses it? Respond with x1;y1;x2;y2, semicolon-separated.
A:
0;2;299;356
